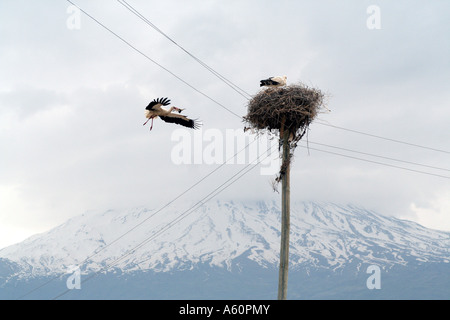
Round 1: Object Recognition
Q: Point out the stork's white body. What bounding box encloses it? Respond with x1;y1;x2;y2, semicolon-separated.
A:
145;106;177;119
260;75;287;88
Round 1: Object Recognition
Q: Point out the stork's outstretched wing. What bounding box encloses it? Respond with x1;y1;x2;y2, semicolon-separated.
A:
146;97;171;110
159;113;201;129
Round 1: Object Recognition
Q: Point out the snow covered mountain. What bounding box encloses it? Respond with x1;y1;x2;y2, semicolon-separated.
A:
0;200;449;299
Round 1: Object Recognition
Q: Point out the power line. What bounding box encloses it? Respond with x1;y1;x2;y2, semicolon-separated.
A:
315;122;450;154
297;145;450;179
303;141;450;172
52;144;274;300
117;0;253;100
65;0;243;119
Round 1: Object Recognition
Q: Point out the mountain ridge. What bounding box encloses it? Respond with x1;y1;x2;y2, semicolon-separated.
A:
1;200;449;299
1;200;448;278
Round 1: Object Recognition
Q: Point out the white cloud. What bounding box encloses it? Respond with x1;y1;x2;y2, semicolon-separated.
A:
0;184;51;248
409;191;450;231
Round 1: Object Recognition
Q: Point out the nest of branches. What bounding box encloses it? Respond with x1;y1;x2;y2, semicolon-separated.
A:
244;83;327;189
244;83;325;135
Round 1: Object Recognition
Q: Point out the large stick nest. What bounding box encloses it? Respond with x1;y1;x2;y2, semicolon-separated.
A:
244;83;326;136
244;83;327;189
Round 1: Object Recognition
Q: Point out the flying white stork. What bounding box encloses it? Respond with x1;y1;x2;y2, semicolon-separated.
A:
143;97;201;131
260;75;287;88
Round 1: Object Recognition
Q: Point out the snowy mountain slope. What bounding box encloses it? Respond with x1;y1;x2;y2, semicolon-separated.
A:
1;200;449;280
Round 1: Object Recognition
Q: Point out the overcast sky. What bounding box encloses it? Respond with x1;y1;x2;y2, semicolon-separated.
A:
1;0;449;249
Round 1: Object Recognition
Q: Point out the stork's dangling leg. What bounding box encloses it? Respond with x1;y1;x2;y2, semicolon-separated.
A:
149;118;154;131
143;116;155;130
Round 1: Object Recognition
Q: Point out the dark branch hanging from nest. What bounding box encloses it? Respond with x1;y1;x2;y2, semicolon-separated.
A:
243;83;327;189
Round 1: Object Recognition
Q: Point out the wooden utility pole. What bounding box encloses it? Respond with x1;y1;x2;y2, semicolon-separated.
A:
277;126;291;300
245;83;325;300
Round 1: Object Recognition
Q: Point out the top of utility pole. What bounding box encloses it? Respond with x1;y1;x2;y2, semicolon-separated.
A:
244;82;328;183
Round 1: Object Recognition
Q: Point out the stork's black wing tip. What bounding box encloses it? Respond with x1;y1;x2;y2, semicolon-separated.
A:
158;97;171;106
192;119;202;130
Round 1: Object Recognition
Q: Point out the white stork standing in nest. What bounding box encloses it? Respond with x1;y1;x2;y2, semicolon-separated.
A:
260;75;287;88
143;97;201;131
